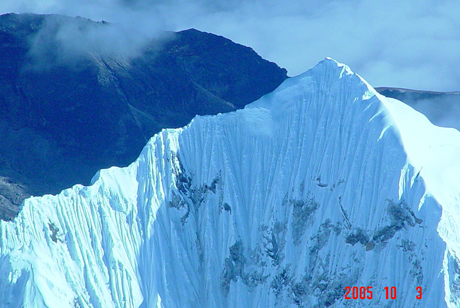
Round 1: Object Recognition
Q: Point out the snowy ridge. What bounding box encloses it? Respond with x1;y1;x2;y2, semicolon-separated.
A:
0;58;458;307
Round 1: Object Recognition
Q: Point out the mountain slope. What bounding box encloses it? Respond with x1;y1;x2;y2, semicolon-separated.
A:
376;87;460;131
0;13;287;219
1;58;458;307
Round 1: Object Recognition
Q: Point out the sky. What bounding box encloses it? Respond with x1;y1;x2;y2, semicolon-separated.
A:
1;0;460;91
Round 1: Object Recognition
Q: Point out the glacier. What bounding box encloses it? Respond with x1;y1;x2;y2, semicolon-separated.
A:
1;58;460;307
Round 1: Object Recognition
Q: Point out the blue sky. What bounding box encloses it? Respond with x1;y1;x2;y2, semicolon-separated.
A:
1;0;460;91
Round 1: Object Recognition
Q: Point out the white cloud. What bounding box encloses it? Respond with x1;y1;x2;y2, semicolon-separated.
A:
1;0;460;91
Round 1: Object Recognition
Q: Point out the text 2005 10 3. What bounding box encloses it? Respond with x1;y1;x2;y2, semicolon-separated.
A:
344;286;422;300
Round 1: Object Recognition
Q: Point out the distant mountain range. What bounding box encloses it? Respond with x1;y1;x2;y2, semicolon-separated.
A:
375;87;460;131
0;13;287;220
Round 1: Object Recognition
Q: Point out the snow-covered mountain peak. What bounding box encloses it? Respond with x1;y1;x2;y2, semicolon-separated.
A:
244;58;376;125
1;59;459;308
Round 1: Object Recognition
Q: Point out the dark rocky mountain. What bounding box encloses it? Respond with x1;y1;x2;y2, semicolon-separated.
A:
0;13;288;220
376;87;460;131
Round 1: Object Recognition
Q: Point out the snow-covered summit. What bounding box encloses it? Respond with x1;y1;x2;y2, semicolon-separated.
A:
1;58;459;307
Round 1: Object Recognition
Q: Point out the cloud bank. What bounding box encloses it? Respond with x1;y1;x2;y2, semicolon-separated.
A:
1;0;460;91
25;15;158;69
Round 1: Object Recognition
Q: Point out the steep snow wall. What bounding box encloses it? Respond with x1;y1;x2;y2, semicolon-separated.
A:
0;58;458;307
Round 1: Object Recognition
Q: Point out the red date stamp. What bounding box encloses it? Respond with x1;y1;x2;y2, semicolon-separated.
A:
344;286;422;300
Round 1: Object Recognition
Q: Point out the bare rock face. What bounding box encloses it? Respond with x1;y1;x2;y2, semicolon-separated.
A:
0;13;288;220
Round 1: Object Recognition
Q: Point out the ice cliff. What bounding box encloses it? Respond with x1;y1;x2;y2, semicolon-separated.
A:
1;58;459;307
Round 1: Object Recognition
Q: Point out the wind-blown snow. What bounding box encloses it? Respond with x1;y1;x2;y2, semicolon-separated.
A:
1;58;459;307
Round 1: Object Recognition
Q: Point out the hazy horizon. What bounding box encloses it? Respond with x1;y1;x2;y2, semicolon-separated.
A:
1;0;460;92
